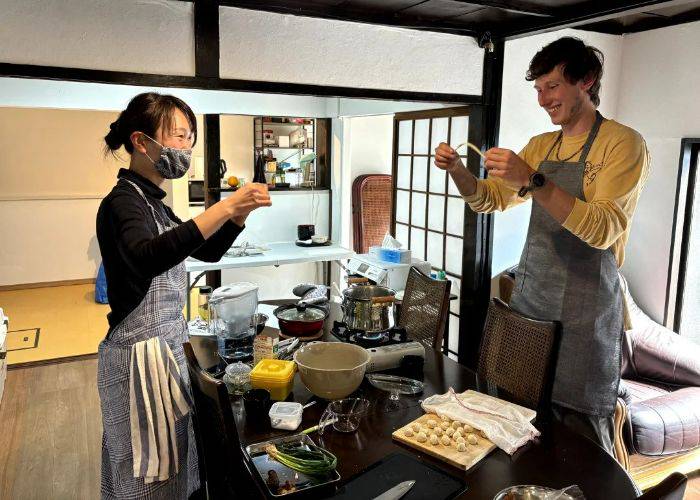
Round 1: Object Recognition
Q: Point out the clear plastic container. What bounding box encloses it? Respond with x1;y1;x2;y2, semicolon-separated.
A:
268;402;303;431
250;359;296;401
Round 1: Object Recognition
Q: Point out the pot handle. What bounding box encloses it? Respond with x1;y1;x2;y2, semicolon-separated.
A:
371;296;395;305
347;277;369;285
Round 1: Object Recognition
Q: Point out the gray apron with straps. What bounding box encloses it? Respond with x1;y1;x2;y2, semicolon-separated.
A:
97;179;199;499
509;112;623;417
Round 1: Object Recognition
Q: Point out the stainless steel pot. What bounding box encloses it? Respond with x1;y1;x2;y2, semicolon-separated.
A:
341;285;396;333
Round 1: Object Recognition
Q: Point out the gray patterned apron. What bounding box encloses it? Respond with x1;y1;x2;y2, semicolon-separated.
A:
510;112;623;417
97;179;199;499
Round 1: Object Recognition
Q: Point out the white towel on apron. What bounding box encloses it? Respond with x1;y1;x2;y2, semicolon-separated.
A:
129;337;193;483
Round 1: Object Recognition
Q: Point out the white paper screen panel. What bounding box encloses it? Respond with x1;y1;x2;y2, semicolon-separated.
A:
397;157;411;189
412;157;428;192
428;195;445;231
411;193;426;227
399;121;413;154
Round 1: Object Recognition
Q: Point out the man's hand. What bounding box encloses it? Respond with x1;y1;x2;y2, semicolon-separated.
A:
484;148;534;190
434;143;464;172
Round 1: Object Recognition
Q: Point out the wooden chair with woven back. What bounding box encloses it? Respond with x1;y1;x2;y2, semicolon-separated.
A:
183;342;264;499
397;266;452;351
477;298;560;411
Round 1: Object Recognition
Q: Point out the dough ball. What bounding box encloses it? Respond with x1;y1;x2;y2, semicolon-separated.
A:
453;431;463;441
426;419;437;429
440;421;450;430
404;429;414;438
434;427;443;437
429;434;439;445
462;424;473;432
456;436;466;444
440;415;451;422
441;435;452;446
479;430;488;439
457;442;467;452
445;428;455;437
411;423;421;432
467;433;478;445
416;432;427;443
451;421;461;430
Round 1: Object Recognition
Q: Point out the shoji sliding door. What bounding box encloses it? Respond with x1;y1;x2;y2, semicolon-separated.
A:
391;107;488;363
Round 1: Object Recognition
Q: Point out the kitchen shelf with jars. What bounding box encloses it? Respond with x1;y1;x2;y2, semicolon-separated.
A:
253;116;331;190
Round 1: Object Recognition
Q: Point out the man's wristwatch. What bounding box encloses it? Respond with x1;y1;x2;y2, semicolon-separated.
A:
518;172;546;197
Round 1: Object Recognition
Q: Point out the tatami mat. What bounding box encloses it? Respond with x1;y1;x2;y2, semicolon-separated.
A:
0;284;109;365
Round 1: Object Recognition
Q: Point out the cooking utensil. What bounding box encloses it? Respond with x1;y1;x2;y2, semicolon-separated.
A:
341;285;397;333
318;398;370;435
372;480;416;500
293;342;370;399
273;304;328;337
219;159;227;181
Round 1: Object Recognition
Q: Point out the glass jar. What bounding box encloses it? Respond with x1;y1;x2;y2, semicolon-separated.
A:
223;362;252;395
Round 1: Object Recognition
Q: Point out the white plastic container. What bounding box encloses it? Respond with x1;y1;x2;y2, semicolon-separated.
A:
268;402;304;431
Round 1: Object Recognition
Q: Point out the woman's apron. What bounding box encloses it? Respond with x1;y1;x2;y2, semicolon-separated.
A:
509;112;624;418
97;179;199;499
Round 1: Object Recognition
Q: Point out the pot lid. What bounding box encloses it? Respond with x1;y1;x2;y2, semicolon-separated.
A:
276;305;326;322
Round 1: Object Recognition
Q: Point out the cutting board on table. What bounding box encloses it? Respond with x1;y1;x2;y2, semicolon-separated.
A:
392;413;497;471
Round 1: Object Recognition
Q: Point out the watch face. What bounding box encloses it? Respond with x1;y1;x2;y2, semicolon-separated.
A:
532;173;546;187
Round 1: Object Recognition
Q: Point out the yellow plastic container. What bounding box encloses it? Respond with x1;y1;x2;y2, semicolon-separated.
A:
250;359;296;401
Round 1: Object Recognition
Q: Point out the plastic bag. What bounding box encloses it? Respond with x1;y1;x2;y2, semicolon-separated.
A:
95;262;108;304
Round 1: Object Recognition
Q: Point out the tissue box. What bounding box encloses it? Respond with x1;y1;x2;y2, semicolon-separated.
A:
379;248;412;264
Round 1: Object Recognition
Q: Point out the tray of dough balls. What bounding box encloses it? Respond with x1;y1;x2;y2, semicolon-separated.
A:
392;413;495;471
392;389;539;471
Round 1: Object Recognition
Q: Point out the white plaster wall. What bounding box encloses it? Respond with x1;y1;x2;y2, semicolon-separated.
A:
615;21;700;324
0;0;195;76
338;115;394;251
493;29;624;277
0;199;102;285
336;99;456;117
219;7;482;95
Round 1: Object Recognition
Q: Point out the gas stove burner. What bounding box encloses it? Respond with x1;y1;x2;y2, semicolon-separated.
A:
356;330;385;342
332;320;408;347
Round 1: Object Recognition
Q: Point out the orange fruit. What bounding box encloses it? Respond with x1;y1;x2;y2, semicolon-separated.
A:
227;176;239;188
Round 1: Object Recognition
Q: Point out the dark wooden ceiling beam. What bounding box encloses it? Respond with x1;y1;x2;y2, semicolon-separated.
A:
503;0;696;38
450;0;554;17
215;0;480;36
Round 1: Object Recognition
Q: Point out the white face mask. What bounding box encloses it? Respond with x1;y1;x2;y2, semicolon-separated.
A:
143;134;192;179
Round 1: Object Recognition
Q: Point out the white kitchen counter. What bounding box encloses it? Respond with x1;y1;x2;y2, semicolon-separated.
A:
185;241;354;273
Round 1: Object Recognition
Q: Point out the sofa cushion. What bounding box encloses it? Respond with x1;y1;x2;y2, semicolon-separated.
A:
619;379;670;406
619;273;700;386
629;387;700;455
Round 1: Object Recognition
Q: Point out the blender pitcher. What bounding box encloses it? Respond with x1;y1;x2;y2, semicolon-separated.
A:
209;282;259;361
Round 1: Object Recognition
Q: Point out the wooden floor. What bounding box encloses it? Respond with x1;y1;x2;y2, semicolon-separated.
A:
0;358;101;499
0;358;698;499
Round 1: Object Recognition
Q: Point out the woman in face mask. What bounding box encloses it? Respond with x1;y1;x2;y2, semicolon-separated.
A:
96;92;271;499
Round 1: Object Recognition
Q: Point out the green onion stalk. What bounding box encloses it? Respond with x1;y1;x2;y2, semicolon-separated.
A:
264;443;337;476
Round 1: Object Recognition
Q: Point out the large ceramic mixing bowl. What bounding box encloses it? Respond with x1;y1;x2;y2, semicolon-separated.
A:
293;342;370;399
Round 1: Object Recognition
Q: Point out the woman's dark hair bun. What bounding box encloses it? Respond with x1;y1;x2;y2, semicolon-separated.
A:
103;92;197;157
104;120;124;151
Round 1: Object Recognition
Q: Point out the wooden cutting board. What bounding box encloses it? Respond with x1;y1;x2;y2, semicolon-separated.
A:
392;413;497;471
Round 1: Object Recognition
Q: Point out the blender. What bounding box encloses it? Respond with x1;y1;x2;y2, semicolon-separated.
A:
208;282;259;361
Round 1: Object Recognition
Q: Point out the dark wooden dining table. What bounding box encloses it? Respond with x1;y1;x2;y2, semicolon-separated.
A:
189;302;639;500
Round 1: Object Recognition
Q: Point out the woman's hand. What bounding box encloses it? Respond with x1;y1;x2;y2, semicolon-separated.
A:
484;148;534;189
434;143;464;172
226;183;272;222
